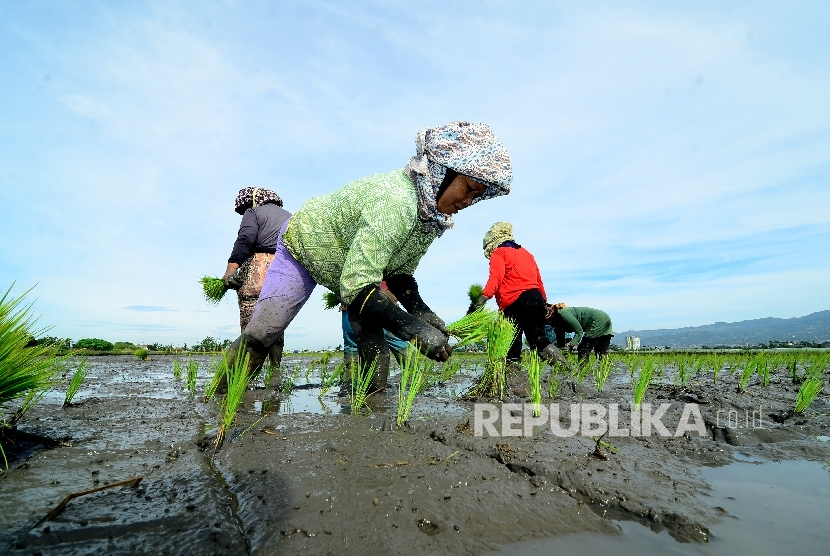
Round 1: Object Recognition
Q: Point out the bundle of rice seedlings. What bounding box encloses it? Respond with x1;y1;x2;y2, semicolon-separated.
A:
214;345;251;451
186;359;198;393
524;351;542;417
63;358;88;407
200;276;228;305
632;357;654;407
323;291;340;310
594;356;613;393
447;306;497;349
172;358;183;380
794;370;825;413
470;314;517;399
468;284;484;303
397;349;427;427
349;357;376;415
134;348;149;361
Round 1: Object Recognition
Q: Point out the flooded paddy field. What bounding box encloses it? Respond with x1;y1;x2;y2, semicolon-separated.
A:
1;353;829;555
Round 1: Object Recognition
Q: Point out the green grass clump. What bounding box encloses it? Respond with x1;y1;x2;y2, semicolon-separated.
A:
134;348;149;360
63;358;88;407
397;349;427;427
200;276;228;304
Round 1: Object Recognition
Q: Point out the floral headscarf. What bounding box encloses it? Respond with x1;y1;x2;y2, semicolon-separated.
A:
404;121;512;236
234;187;283;214
483;222;515;259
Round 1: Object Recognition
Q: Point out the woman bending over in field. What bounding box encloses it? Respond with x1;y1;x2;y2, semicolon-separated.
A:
226;121;514;393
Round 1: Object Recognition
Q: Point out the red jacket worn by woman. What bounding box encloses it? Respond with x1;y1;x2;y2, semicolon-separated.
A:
482;244;547;310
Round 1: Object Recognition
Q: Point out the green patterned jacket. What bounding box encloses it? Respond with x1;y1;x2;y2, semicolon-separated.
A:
283;169;438;304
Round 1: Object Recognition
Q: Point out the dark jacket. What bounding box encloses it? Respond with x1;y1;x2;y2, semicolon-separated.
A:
228;203;292;264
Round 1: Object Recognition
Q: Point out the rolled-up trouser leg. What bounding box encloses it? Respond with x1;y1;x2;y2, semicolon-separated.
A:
349;314;390;392
243;220;316;351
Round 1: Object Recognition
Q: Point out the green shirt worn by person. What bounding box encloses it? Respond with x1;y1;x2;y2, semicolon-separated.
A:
283;169;437;304
549;307;614;349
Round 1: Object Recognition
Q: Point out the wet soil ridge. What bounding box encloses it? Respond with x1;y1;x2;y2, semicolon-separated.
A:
1;353;828;554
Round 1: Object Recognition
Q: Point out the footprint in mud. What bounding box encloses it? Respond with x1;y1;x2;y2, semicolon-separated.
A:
417;518;440;535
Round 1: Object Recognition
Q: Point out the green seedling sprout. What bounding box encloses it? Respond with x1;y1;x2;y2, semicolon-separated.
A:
319;362;345;398
524;351;542;417
738;358;756;392
594;355;613;392
794;368;825;414
186;359;198;394
349;356;376;415
468;283;484;303
632;357;654;407
134;348;149;360
172;358;183;380
63;358;88;407
200;276;228;304
397;349;427;427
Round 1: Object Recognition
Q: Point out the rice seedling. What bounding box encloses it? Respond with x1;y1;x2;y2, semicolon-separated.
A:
524;351;542;417
794;369;825;414
320;351;333;366
203;361;225;402
594;355;613;393
200;276;228;304
63;358;88;407
349;357;376;415
262;362;278;389
739;357;756;392
469;314;517;399
397;349;427;427
547;369;561;399
319;362;344;398
760;357;771;386
576;355;593;383
279;366;301;393
172;358;183;380
789;354;800;384
186;359;198;394
134;348;149;360
632;357;655;406
0;285;63;425
214;344;251;451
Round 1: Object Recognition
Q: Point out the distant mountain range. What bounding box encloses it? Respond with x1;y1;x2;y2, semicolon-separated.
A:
611;310;830;348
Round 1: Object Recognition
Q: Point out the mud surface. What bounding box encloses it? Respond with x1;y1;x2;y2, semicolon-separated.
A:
1;354;829;554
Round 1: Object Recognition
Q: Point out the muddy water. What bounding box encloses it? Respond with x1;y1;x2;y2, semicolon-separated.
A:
1;355;829;555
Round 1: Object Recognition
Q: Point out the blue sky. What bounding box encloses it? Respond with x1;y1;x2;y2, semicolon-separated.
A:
1;1;828;349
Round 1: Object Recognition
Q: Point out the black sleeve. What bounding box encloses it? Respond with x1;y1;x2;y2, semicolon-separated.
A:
228;210;258;264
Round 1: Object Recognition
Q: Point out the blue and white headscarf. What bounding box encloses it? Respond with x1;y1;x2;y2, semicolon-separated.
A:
404;121;513;236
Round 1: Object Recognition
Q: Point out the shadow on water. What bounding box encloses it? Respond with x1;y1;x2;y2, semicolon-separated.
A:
485;459;830;556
